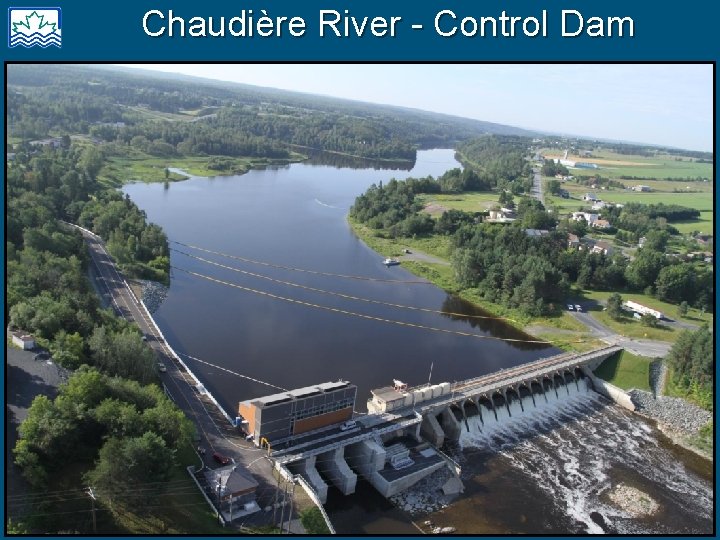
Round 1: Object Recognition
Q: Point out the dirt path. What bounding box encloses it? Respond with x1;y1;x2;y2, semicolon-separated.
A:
400;250;450;266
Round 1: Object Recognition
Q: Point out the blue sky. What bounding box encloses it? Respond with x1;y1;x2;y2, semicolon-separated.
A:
119;64;713;152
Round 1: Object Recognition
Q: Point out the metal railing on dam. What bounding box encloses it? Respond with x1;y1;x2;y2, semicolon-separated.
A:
399;345;623;416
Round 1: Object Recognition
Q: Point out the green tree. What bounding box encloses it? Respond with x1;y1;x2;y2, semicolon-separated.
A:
85;432;174;505
640;313;659;327
606;293;624;320
678;301;689;317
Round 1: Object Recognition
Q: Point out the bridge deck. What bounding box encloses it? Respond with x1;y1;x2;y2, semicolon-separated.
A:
401;345;622;416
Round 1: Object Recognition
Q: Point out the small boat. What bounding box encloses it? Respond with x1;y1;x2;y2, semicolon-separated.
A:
383;258;400;266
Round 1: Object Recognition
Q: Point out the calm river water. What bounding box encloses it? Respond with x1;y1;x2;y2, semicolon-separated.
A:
123;149;712;535
123;149;553;413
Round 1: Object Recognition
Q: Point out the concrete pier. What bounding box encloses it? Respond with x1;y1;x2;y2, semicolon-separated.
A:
317;447;357;495
289;456;328;503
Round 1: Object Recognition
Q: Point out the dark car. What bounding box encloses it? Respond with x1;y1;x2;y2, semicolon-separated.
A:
212;452;231;465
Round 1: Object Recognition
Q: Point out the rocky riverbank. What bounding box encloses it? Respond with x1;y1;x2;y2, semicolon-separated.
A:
140;280;168;313
389;468;457;516
628;389;712;460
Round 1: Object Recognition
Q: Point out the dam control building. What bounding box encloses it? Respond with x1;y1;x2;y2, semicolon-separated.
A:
239;381;357;445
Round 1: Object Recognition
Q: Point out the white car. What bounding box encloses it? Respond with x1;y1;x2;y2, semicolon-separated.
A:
157;362;167;373
567;304;574;311
339;420;357;431
575;305;583;312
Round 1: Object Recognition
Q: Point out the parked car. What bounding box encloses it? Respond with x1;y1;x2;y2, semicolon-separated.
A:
141;335;148;342
212;452;231;465
340;420;357;431
567;304;574;311
157;362;167;373
575;305;583;312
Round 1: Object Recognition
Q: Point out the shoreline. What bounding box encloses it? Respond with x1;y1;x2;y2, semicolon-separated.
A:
346;216;592;350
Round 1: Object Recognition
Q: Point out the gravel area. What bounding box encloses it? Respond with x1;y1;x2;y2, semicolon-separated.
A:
140;280;168;313
607;484;659;517
628;389;711;435
388;467;456;516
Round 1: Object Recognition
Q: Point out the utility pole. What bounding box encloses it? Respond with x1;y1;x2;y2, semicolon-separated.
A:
278;480;289;535
285;479;296;534
272;473;281;525
85;487;97;534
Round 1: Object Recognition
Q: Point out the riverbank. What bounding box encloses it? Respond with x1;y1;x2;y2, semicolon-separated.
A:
629;389;713;461
99;148;307;185
347;217;594;351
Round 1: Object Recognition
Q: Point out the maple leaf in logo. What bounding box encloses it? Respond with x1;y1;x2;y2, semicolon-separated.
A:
12;11;58;35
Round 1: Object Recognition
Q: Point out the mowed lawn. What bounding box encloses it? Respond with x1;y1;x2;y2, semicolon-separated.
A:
416;191;500;214
593;350;652;391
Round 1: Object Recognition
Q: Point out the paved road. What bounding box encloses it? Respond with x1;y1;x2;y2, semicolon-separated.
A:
567;309;672;358
530;167;545;206
70;224;286;527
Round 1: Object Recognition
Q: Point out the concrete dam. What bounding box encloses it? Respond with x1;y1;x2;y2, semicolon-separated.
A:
245;346;624;504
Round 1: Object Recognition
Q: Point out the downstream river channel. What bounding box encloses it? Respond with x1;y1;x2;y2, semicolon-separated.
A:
123;149;712;534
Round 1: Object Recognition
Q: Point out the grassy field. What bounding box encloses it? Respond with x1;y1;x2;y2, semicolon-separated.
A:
580;289;714;326
593;311;676;343
540;148;713;180
416;191;500;214
544;180;713;234
593;350;652;391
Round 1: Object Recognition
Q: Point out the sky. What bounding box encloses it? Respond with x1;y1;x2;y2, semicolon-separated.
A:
118;64;713;152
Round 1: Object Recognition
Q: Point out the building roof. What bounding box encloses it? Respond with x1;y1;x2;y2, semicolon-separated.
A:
204;466;258;496
242;381;353;408
370;386;405;403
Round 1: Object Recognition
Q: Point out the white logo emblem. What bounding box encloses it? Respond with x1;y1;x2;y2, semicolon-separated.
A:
9;8;62;48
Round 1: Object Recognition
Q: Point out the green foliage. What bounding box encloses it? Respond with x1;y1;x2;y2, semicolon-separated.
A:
299;507;331;534
85;432;175;506
665;326;713;409
606;293;624;320
640;313;659;327
541;159;569;177
14;368;193;489
678;301;689;317
457;135;532;193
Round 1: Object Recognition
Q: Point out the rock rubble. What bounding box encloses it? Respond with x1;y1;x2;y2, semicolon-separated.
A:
389;468;457;516
140;280;168;314
628;389;711;435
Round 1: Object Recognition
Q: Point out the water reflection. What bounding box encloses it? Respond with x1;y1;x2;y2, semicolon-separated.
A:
440;295;550;351
302;147;416;171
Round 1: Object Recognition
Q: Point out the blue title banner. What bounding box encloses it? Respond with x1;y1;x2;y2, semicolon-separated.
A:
2;0;720;61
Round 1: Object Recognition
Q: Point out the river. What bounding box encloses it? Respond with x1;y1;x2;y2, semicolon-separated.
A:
123;149;553;413
123;148;712;534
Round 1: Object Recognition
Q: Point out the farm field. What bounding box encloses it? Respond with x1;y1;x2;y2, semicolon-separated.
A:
540;147;713;180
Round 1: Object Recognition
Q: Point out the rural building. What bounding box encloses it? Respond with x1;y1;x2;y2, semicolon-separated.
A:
525;229;550;238
486;208;516;223
633;185;651;192
571;212;599;225
239;381;357;445
623;301;663;319
29;137;63;148
10;331;35;350
592;219;611;229
583;193;599;202
204;465;260;520
567;233;580;249
591;241;613;256
591;201;607;210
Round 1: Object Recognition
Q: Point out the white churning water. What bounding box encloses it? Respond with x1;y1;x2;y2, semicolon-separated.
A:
458;378;713;534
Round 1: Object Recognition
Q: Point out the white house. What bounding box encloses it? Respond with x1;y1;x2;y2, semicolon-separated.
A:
583;193;599;202
571;212;599;225
11;331;35;350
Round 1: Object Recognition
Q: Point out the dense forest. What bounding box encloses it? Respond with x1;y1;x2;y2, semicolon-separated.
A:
456;135;533;193
7;64;535;164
